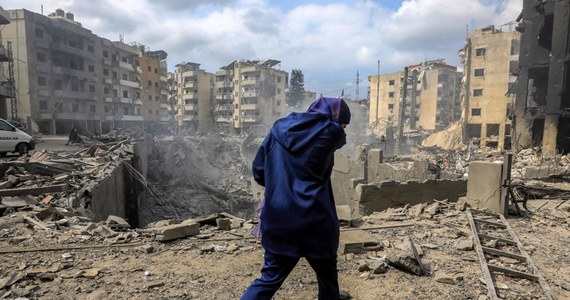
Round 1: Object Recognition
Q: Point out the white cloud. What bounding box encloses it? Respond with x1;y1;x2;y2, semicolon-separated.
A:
1;0;523;96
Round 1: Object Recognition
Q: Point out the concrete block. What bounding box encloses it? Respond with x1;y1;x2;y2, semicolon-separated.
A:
524;166;555;179
216;218;231;231
145;222;200;242
333;153;352;174
339;230;379;254
336;205;352;222
466;162;503;213
368;149;383;164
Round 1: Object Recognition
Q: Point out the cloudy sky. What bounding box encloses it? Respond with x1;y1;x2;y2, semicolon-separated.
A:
3;0;522;98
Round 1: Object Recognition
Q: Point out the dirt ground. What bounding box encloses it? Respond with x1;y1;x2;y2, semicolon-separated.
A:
1;199;568;300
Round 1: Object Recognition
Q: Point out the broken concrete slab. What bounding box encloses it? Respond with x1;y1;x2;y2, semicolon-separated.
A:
386;239;426;276
455;239;474;251
466;162;503;213
339;230;380;254
216;218;231;231
336;205;352;223
0;184;66;197
144;222;200;242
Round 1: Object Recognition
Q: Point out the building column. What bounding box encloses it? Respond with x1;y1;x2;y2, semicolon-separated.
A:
543;114;559;156
51;118;56;135
498;124;505;149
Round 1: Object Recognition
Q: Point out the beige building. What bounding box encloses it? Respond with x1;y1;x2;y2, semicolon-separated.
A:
0;7;12;118
173;62;214;133
214;60;288;133
462;26;520;149
3;8;168;134
368;60;461;137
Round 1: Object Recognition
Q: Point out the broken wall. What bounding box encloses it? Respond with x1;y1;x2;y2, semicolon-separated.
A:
355;180;467;216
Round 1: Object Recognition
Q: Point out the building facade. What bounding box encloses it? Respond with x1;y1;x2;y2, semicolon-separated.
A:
461;26;520;149
173;62;214;133
368;60;461;137
214;60;288;133
3;8;169;134
513;0;570;155
0;7;13;120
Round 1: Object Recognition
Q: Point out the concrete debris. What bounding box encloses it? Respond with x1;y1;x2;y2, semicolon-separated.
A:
386;239;426;276
455;239;474;251
144;222;200;242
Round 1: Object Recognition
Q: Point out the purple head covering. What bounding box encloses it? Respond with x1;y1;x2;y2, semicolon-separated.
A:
306;97;351;124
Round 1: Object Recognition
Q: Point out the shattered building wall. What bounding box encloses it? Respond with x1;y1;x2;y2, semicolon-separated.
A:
513;0;570;155
462;26;520;150
367;60;461;137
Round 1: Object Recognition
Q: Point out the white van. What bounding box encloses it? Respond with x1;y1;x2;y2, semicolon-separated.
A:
0;118;35;156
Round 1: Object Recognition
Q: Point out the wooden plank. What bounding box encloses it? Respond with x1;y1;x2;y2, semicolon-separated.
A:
466;209;499;300
487;264;538;281
0;184;66;197
481;246;527;262
499;214;555;300
22;216;51;230
473;218;507;229
478;233;517;246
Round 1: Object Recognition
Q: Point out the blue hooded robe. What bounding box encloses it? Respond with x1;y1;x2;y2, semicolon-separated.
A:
252;108;347;259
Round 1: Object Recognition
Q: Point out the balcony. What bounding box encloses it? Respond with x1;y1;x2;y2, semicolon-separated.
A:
215;81;229;88
36;64;51;74
241;103;259;110
184;103;198;111
241;79;257;86
37;89;50;97
160;75;167;82
52;67;63;74
119;79;141;88
216;116;232;123
104;96;113;103
182;70;196;77
242;116;260;123
104;78;113;84
160;103;169;109
121;115;144;121
102;58;112;66
134;99;143;106
0;85;11;97
240;66;257;73
51;43;83;55
54;112;91;120
242;91;258;97
120;98;132;104
106;116;115;121
184;81;196;88
160;116;171;122
160;90;168;96
183;93;197;100
182;115;197;121
119;61;134;71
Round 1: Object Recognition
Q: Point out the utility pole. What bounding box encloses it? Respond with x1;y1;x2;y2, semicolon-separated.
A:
395;67;409;156
355;71;360;101
375;60;380;127
410;69;418;130
6;41;18;122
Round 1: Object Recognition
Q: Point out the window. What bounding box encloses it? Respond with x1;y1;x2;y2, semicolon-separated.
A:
471;108;482;116
388;80;395;86
475;48;486;56
89;85;95;93
155;96;159;101
154;68;158;73
104;87;110;94
155;82;159;87
388;92;395;98
123;90;129;98
112;71;118;79
35;28;44;38
87;45;94;53
54;80;62;90
36;52;47;62
86;65;94;73
104;106;109;113
388;104;394;112
511;39;520;55
474;68;485;77
103;50;109;58
147;66;152;72
103;69;109;76
72;103;79;112
123;107;129;115
509;60;518;75
112;54;117;61
122;74;128;80
147;80;152;87
277;77;281;83
156;110;159;115
473;89;483;97
90;105;96;113
39;101;48;110
148;95;152;101
70;81;79;92
37;76;47;86
113;89;118;97
122;56;127;63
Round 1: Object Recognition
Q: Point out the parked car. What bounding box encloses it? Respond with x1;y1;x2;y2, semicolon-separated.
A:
0;118;35;156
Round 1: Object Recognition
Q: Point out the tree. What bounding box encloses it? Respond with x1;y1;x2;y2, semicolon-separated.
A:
287;69;305;107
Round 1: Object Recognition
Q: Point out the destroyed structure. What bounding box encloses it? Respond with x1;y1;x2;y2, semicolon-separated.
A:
513;0;570;155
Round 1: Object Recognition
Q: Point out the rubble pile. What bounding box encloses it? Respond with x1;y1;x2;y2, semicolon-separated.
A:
141;134;259;226
0;142;135;219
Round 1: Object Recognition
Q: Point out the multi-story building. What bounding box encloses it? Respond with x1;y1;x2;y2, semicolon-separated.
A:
513;0;570;155
461;26;520;149
214;59;288;133
0;7;13;120
3;8;168;134
368;60;461;137
139;48;169;131
173;62;214;133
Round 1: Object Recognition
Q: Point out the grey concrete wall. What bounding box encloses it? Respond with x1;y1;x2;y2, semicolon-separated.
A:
90;162;128;222
466;161;503;213
356;179;467;216
331;149;365;209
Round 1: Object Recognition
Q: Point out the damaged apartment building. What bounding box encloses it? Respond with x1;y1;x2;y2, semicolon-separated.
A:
2;8;170;134
461;26;520;149
168;59;289;134
368;60;461;138
0;8;13;116
513;0;570;155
